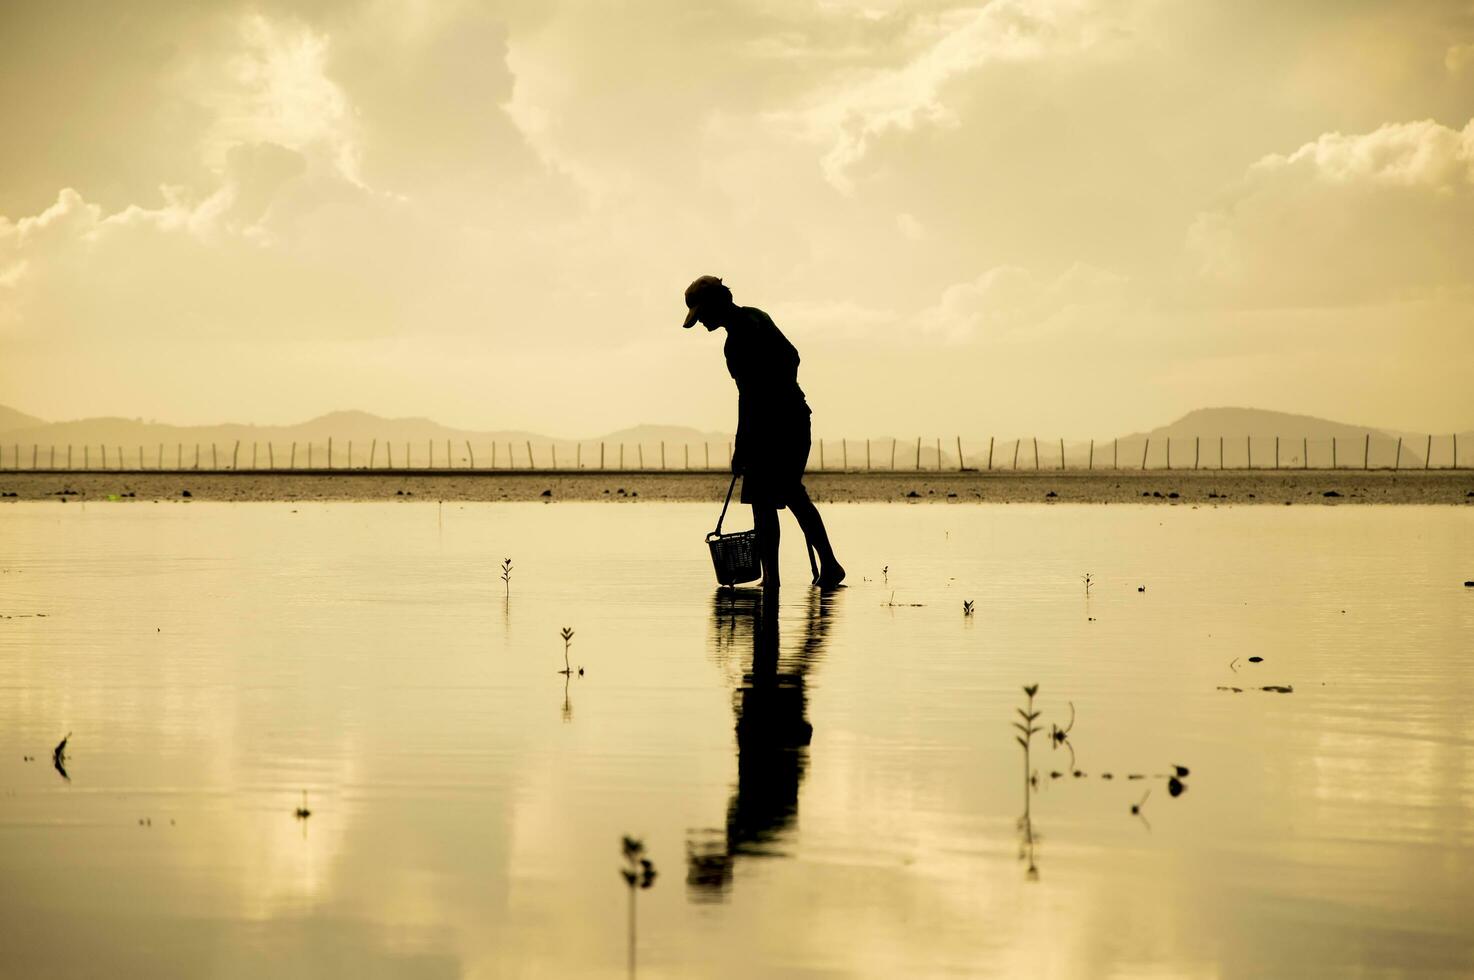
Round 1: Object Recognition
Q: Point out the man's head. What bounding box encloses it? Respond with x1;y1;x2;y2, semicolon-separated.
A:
681;275;734;331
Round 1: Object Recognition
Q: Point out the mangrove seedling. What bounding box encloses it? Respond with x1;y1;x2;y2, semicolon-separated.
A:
53;731;71;782
962;599;975;617
500;557;513;597
621;836;657;978
559;627;575;675
1082;572;1093;597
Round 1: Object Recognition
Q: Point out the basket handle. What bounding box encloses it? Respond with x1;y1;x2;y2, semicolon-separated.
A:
714;473;738;534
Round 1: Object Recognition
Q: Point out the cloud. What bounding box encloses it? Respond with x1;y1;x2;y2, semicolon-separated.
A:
771;0;1128;192
912;262;1127;341
1187;117;1474;307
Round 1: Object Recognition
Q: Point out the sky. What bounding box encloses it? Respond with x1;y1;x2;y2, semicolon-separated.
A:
1;0;1472;438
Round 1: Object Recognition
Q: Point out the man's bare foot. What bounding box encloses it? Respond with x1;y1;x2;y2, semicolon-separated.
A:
815;562;845;589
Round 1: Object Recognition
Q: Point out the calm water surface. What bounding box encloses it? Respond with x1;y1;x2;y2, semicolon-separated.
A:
1;501;1472;978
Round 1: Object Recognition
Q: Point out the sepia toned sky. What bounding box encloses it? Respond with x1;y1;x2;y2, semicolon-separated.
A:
2;0;1472;437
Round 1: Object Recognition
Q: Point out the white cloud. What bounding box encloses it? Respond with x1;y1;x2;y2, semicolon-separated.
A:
772;0;1127;192
912;262;1127;341
1188;117;1474;306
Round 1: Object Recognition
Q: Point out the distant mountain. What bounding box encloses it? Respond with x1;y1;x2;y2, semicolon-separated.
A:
0;405;733;469
0;403;1466;470
0;405;45;433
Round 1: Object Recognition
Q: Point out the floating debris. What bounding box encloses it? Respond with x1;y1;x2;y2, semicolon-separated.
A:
1248;656;1264;663
1261;685;1294;694
294;790;312;820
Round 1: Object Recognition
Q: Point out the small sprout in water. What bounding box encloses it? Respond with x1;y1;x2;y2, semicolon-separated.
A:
1131;790;1151;815
559;627;575;675
53;732;71;782
1137;585;1146;593
500;557;513;596
962;599;975;617
621;835;657;976
882;564;889;584
295;790;312;820
1082;572;1093;597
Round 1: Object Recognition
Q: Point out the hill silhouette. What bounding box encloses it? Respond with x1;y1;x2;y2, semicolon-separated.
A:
0;404;1466;469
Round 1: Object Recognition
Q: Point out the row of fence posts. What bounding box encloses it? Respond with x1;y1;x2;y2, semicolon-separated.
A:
1;433;1464;471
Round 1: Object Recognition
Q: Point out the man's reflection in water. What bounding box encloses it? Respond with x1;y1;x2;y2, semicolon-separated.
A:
687;586;837;901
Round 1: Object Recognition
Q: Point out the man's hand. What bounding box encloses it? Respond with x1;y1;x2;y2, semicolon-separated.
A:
730;449;743;474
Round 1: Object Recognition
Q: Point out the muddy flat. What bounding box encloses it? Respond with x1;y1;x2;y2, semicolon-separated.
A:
3;467;1470;504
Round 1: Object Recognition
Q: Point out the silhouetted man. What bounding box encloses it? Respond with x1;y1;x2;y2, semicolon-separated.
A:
682;276;844;588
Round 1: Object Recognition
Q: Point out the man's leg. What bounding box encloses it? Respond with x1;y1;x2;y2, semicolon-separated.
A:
753;504;781;588
787;487;844;586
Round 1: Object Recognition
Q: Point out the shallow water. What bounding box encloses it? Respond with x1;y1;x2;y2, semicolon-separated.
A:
1;501;1471;978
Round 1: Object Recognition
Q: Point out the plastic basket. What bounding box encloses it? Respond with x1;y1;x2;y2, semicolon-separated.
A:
706;475;762;586
707;528;761;585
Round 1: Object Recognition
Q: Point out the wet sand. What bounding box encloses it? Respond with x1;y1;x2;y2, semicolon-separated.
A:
3;468;1471;504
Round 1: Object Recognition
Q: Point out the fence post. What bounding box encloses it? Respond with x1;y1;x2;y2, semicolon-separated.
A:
915;437;922;470
1141;437;1149;470
1394;437;1401;470
957;437;964;472
195;444;200;469
488;442;494;469
704;443;709;470
1166;436;1171;470
308;443;313;468
1364;433;1369;470
1425;435;1432;469
1194;436;1200;470
1013;439;1020;470
467;441;475;468
427;441;433;468
1246;436;1251;471
820;439;825;470
1113;438;1118;469
936;438;941;471
1275;436;1279;470
1332;437;1337;469
659;441;664;469
622;444;626;469
1033;437;1039;470
1454;433;1458;469
85;446;91;469
1304;437;1308;469
1219;436;1223;470
552;444;558;469
68;445;73;470
1088;438;1093;470
291;442;297;468
601;442;606;469
327;437;333;469
1058;438;1064;470
387;442;394;468
138;446;143;470
867;439;871;471
845;439;850;471
528;441;535;469
988;436;995;471
890;438;896;470
638;444;644;469
368;439;376;468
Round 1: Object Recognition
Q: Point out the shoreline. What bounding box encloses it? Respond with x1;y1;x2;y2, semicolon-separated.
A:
3;469;1471;505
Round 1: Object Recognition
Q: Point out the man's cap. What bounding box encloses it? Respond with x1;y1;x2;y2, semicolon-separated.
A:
682;275;731;329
